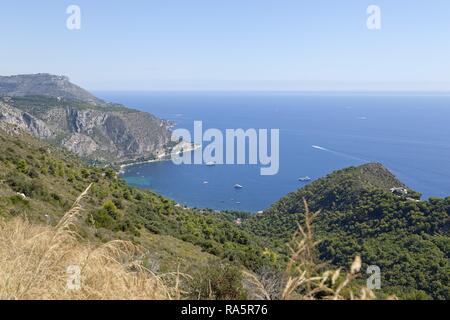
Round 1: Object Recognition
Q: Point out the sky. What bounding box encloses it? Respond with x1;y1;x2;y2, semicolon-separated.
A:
1;0;450;91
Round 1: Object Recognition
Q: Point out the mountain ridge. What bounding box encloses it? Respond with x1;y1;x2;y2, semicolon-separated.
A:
268;162;410;215
0;74;171;163
0;73;102;105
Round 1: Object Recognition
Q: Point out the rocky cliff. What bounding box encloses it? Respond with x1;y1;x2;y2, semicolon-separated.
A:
0;74;171;163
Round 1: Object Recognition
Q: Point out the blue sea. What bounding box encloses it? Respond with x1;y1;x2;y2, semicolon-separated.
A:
97;92;450;212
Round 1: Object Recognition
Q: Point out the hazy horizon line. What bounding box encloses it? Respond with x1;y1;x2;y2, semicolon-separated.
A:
92;89;450;95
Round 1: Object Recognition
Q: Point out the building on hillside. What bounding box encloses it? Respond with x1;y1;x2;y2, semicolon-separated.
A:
390;187;408;196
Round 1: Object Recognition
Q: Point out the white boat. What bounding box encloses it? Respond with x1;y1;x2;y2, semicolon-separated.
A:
299;176;312;182
234;184;244;189
206;161;216;166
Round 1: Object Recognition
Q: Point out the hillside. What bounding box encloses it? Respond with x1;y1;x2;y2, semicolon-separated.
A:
243;164;450;299
0;125;272;276
270;163;409;215
0;74;171;163
0;121;449;299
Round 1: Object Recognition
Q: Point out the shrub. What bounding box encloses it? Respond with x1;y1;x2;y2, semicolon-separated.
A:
8;195;30;207
90;209;116;229
16;160;28;174
103;200;121;220
89;200;123;229
188;260;247;300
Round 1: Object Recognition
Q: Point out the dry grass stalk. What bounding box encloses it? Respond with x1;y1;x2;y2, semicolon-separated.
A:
0;184;180;300
244;199;376;300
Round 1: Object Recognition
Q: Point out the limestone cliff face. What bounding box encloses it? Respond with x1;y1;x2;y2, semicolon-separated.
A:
0;101;53;139
0;74;171;163
55;107;170;160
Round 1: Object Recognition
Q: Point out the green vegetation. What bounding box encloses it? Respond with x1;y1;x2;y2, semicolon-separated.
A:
0;127;448;300
188;260;247;300
0;128;271;274
8;95;136;114
242;164;450;299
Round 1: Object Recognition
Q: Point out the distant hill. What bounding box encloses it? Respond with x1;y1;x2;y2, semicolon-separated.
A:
270;163;408;215
243;163;449;299
0;74;171;163
0;74;102;105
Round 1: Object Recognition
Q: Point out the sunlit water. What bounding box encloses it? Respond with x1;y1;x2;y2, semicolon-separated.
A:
97;92;450;212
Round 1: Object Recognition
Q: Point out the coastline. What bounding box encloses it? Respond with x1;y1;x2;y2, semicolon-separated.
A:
119;142;201;172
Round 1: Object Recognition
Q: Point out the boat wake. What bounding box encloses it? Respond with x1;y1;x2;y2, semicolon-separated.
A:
312;145;369;162
312;145;328;151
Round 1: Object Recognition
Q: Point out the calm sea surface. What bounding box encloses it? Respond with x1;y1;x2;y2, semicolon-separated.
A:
96;92;450;212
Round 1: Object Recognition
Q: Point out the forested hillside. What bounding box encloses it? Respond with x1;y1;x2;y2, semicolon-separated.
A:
0;126;272;274
242;164;450;299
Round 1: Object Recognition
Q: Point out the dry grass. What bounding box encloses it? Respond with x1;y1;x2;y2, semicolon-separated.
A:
0;184;180;300
244;199;377;300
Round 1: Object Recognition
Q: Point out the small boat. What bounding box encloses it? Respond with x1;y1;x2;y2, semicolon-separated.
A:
299;176;312;182
203;181;209;184
206;161;216;166
234;184;244;189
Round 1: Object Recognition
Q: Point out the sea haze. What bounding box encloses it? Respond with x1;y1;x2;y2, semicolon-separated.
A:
96;92;450;212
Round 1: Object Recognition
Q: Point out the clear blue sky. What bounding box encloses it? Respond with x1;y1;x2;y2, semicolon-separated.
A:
1;0;449;91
